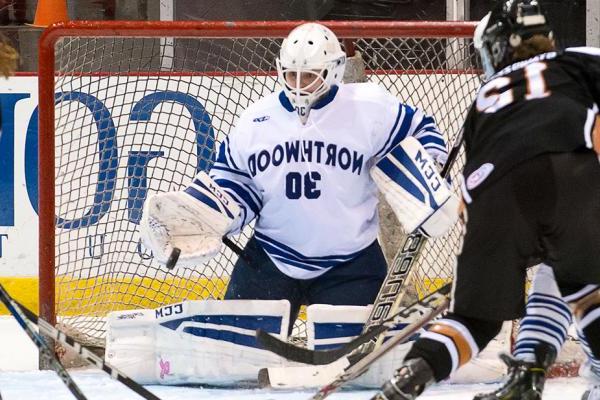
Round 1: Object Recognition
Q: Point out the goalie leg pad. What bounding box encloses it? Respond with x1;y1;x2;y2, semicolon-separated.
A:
106;299;291;385
306;304;372;351
305;303;415;351
105;308;161;384
261;304;414;389
307;304;422;387
371;136;459;237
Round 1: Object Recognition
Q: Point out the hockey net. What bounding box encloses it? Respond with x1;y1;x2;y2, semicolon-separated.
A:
38;21;478;347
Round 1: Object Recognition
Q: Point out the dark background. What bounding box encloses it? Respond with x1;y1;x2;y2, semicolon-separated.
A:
0;0;589;71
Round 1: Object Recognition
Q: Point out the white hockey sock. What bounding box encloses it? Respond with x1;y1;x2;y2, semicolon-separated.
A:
513;265;571;363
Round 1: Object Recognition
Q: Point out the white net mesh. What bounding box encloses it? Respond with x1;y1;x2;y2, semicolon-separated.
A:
43;24;481;346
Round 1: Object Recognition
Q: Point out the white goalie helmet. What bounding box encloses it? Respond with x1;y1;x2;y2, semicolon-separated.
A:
276;22;346;124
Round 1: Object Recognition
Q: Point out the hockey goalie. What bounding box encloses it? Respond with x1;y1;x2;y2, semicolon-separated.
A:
106;148;470;388
109;158;457;387
106;22;465;387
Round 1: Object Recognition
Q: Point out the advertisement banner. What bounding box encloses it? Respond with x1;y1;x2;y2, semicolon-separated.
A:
0;77;39;277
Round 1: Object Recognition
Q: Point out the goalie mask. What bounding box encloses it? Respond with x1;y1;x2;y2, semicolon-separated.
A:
474;0;553;79
277;23;346;124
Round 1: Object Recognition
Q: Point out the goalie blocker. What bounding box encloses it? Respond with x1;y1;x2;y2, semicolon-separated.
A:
139;171;241;267
370;136;460;238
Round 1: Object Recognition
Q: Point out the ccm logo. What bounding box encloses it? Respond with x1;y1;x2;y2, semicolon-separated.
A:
155;303;184;318
209;182;230;205
415;151;441;191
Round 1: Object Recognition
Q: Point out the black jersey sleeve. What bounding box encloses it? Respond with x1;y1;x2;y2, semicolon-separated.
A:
565;47;600;106
462;104;477;155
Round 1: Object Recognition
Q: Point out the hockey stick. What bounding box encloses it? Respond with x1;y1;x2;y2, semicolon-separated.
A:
358;124;465;352
0;284;88;400
166;236;246;270
256;282;451;365
12;299;162;400
309;291;450;400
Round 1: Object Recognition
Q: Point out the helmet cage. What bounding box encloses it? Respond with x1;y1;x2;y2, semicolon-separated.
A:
276;56;344;123
281;67;327;100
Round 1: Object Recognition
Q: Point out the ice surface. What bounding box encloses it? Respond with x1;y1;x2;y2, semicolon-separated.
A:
0;317;590;400
0;371;591;400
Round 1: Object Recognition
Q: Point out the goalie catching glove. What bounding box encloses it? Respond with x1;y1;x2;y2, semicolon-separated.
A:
371;136;460;237
139;171;241;267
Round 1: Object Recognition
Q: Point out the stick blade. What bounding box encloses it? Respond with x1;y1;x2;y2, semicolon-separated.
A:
256;328;318;364
166;247;181;270
256;325;385;365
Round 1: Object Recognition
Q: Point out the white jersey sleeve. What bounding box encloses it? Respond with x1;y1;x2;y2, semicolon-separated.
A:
373;95;448;166
209;130;263;235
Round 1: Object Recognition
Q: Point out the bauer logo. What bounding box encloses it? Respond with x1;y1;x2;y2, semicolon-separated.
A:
466;163;494;190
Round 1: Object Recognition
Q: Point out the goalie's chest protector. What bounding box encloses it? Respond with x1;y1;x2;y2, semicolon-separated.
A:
232;84;396;279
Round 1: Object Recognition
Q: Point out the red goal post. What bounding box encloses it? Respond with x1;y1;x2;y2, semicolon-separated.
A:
38;20;479;346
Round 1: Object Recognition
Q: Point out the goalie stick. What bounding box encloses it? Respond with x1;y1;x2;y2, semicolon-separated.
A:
0;283;88;400
309;288;450;400
256;282;451;365
358;123;465;354
12;298;162;400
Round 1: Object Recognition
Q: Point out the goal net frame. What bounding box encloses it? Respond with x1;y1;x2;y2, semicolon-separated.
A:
38;19;477;343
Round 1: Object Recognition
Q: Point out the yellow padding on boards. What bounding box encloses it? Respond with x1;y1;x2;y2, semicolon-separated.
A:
415;277;451;298
416;278;533;299
0;276;309;321
0;276;228;316
0;277;39;314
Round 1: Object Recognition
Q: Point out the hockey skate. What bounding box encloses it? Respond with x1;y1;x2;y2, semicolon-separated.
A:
473;344;556;400
582;386;600;400
580;360;600;400
371;358;434;400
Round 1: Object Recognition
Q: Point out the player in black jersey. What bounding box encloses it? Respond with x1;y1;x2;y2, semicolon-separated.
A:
372;1;600;399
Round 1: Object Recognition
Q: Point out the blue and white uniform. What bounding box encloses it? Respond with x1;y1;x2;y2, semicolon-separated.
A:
210;82;446;279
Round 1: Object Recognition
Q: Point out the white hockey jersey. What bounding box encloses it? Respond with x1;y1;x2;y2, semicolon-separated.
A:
210;82;446;279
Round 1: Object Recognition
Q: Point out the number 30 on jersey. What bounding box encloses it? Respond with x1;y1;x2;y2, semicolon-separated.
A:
477;61;550;114
285;171;321;199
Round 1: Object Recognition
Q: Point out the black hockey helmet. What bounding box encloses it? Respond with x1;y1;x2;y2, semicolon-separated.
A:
474;0;553;78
